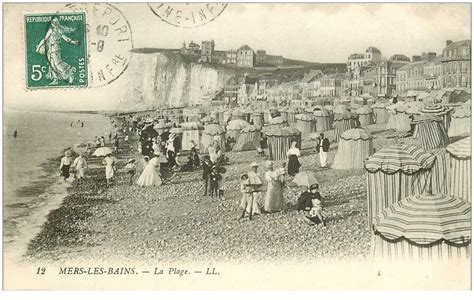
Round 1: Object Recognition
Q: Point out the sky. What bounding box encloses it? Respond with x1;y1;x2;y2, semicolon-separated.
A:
3;2;471;111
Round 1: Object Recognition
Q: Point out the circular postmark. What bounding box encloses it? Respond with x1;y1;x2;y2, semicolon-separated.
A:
64;3;133;88
149;3;227;28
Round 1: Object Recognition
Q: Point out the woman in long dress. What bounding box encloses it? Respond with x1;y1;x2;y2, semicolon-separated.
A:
102;153;118;186
264;161;286;212
59;151;73;180
286;141;301;176
136;155;162;187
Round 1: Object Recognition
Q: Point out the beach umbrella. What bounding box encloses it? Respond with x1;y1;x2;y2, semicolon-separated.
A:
93;147;113;156
446;137;471;202
364;144;436;227
292;171;319;187
372;193;471;262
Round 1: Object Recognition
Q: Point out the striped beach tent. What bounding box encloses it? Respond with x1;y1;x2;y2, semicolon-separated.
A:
295;114;317;133
233;125;261;151
226;119;250;140
333;111;358;141
420;104;452;132
365;144;436;227
263;126;301;161
324;105;335;124
355;106;374;126
429;148;450;195
181;122;204;151
287;107;300;123
332;128;374;169
333;104;350;115
201;124;226;153
448;105;471;137
313;108;331;132
268;116;288;130
250;112;264;128
446;137;471;202
412;115;449;150
372;193;471;262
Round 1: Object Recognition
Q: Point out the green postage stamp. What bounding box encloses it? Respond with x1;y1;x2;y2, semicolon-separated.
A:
25;13;88;88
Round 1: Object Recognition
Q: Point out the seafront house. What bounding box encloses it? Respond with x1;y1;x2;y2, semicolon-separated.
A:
441;39;471;89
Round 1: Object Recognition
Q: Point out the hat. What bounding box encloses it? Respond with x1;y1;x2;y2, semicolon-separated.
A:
211;165;218;170
127;158;136;164
240;173;249;180
65;150;72;157
310;183;319;190
250;162;259;168
265;161;274;168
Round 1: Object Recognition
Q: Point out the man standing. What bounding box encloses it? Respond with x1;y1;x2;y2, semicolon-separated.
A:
316;133;330;168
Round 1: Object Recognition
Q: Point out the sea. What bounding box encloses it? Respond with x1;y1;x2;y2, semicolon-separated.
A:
3;109;112;262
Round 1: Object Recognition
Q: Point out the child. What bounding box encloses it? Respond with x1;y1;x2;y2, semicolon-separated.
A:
202;156;213;196
217;166;226;200
208;166;221;197
257;147;265;157
125;159;136;186
239;174;253;220
304;186;326;226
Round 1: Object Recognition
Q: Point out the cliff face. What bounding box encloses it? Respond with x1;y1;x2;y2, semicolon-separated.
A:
120;51;233;110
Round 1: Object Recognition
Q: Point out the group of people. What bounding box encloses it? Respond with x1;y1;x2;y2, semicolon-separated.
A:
285;132;330;178
59;150;88;184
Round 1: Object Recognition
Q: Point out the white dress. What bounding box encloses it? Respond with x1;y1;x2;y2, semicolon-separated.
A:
136;157;162;187
103;156;118;179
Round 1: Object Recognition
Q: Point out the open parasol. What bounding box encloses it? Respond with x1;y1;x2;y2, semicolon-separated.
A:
93;147;113;156
292;170;319;187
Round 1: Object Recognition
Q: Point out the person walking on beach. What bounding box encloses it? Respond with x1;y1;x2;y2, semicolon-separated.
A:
166;134;177;169
316;133;330;168
264;161;286;212
13;130;18;138
125;159;136;186
217;166;226;200
59;150;73;181
114;136;120;153
102;153;118;187
286;141;301;176
136;154;162;187
72;152;88;184
190;140;200;167
208;166;221;198
202;156;213;196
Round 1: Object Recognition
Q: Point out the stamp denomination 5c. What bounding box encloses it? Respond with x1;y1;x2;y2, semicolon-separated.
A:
25;13;88;88
149;3;227;28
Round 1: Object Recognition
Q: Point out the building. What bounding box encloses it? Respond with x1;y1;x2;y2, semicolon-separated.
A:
238;75;258;105
441;40;471;89
224;49;237;65
223;77;239;107
319;73;344;97
255;49;284;67
211;50;227;64
187;41;200;54
395;51;441;95
201;40;215;63
237;45;255;68
360;57;410;97
300;70;324;99
347;47;382;71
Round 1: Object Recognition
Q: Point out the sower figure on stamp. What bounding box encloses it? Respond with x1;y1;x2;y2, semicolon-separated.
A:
35;17;80;85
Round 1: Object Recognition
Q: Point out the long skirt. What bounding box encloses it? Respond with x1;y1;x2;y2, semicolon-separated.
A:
137;164;162;187
288;155;301;176
61;164;70;179
264;181;285;212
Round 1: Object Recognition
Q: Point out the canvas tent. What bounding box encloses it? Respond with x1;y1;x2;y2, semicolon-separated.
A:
333;111;358;141
268;116;289;130
371;102;389;124
355;106;374;126
412;115;449;150
420;104;452;132
372;193;471;262
250;112;264;128
448;105;471;137
295;114;317;133
386;102;411;132
446;137;471;202
226;119;250;139
180;122;204;151
233;125;261;151
201;124;226;153
332;128;374;169
364;144;436;227
263;126;301;161
313;108;331;132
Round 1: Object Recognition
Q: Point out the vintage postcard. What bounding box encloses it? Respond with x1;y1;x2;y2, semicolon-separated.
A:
2;2;472;291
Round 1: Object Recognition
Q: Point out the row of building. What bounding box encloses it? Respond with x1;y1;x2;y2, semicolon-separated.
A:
179;40;284;68
217;39;470;106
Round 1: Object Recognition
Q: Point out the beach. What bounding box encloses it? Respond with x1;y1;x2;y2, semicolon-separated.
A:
3;109;112;263
20;116;424;266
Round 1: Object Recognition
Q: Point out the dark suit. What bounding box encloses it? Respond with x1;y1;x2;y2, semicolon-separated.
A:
316;137;330;153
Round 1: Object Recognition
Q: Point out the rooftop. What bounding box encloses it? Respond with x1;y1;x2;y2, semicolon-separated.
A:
366;47;381;54
239;44;253;51
445;40;471;50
